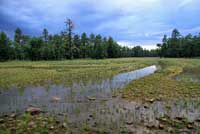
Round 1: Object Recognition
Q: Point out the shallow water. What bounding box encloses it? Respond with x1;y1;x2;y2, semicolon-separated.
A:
175;67;200;83
0;65;200;133
0;65;157;115
175;74;200;83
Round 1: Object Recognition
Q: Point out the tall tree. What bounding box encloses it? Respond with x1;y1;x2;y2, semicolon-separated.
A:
0;32;11;61
29;37;43;60
169;29;181;57
65;18;74;59
89;33;95;45
0;18;170;60
81;32;88;58
73;34;81;48
14;28;23;44
93;34;104;59
107;37;114;58
161;35;168;57
171;29;181;39
158;29;200;58
156;43;162;58
73;34;81;58
42;28;48;43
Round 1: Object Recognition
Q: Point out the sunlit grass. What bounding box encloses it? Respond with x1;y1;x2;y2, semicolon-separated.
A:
0;58;158;90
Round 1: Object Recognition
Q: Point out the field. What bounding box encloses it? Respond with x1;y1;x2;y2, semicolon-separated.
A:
0;58;200;134
0;58;157;89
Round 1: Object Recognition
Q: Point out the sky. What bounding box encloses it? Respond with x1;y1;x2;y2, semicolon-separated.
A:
0;0;200;49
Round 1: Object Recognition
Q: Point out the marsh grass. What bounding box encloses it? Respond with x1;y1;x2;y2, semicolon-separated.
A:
0;58;158;90
1;58;200;134
122;58;200;101
176;67;200;82
0;113;71;134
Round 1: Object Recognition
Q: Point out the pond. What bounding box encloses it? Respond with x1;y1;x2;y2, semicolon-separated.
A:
0;65;200;133
0;65;157;115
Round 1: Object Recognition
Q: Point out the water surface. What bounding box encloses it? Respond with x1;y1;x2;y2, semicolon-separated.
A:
0;65;199;133
0;65;157;115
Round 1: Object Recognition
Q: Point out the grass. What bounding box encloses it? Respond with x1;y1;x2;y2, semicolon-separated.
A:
157;115;199;133
0;58;157;90
0;113;117;134
0;113;71;134
0;58;199;100
0;58;200;133
121;58;200;101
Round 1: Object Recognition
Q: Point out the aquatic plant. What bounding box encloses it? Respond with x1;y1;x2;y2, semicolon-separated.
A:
0;58;158;90
121;58;200;101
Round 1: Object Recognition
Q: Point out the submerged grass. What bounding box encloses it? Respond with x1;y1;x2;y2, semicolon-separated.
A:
122;58;200;101
0;58;200;133
0;58;157;90
0;58;199;100
0;113;127;134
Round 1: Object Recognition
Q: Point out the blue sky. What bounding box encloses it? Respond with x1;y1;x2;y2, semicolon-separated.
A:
0;0;200;49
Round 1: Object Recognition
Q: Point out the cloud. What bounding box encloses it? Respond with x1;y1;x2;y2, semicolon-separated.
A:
0;0;200;46
117;40;158;50
178;0;193;8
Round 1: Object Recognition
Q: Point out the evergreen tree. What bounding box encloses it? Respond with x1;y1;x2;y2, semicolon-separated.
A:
0;32;11;61
42;28;48;43
73;34;81;58
14;28;23;44
81;33;88;58
65;18;74;59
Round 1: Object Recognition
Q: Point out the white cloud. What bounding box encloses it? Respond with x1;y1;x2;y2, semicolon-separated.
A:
117;40;159;50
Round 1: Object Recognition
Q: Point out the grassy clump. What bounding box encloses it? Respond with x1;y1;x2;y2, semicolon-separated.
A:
122;58;200;101
0;113;119;134
157;115;198;133
0;113;71;134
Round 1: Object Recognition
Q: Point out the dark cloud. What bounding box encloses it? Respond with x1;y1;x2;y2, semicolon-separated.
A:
0;0;200;48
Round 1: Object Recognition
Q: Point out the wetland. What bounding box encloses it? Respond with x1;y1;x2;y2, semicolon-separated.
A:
0;58;200;134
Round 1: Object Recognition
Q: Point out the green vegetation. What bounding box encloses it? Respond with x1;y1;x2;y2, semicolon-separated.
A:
1;24;200;62
0;19;158;61
0;58;200;133
157;115;199;133
0;58;199;99
0;113;71;134
0;58;157;89
157;29;200;58
122;58;200;101
0;113;126;134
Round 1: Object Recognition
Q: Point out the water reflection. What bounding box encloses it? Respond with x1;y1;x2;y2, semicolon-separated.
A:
0;65;199;133
0;65;157;114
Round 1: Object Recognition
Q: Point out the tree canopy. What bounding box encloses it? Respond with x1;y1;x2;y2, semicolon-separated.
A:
157;29;200;58
0;19;158;61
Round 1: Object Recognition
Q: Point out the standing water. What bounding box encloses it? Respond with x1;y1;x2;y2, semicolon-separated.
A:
0;65;199;133
0;65;157;115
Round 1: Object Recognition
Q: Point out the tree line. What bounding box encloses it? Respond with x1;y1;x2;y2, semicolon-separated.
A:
0;19;158;61
157;29;200;58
